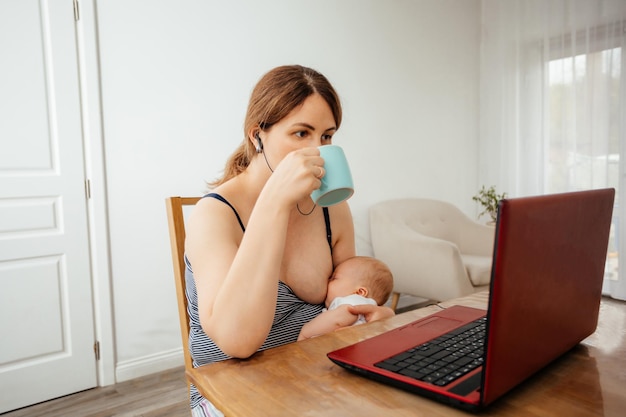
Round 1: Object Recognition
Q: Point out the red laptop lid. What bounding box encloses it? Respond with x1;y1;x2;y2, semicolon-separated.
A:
482;188;615;405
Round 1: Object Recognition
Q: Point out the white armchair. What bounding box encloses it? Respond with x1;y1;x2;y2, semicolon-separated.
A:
369;198;495;309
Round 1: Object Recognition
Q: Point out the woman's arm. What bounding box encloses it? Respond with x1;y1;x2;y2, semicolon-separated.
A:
186;148;324;358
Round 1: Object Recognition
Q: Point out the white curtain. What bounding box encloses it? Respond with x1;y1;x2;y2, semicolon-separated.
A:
480;0;626;300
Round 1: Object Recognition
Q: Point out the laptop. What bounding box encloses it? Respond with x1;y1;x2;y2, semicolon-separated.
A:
328;188;615;410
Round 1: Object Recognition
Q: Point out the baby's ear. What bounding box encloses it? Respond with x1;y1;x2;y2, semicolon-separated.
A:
356;287;368;297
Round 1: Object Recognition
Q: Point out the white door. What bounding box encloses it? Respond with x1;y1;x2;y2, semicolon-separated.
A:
0;0;97;412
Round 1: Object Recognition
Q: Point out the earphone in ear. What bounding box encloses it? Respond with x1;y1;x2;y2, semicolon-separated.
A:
254;132;263;153
256;131;275;174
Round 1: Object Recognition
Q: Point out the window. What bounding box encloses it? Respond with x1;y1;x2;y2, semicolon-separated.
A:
480;2;626;299
547;45;621;282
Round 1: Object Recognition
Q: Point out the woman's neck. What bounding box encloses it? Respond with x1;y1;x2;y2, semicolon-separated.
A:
236;155;317;215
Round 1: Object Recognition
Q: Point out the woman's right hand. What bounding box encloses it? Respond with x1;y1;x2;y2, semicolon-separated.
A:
263;147;325;207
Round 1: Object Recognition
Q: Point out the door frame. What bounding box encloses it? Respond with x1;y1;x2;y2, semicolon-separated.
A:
76;0;115;386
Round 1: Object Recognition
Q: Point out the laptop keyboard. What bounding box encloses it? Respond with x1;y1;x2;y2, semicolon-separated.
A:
374;317;486;387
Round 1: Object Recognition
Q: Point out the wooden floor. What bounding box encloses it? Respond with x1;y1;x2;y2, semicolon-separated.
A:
1;367;190;417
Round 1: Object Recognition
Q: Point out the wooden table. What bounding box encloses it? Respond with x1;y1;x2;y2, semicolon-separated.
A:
188;291;626;416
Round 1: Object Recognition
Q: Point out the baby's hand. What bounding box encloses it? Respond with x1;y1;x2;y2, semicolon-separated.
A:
347;305;395;323
332;304;360;328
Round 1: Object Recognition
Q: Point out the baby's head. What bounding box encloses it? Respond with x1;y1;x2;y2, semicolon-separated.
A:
325;256;394;308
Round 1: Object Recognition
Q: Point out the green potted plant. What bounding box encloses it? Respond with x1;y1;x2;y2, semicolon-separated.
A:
472;185;507;223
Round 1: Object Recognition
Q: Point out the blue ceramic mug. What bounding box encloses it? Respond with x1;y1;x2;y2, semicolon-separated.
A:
311;145;354;207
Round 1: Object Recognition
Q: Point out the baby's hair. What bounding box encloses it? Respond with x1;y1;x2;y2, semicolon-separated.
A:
350;256;394;305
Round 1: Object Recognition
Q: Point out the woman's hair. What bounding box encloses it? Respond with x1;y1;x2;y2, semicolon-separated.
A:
209;65;342;187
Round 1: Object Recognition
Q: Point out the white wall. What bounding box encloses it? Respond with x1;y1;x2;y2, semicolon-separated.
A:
96;0;480;380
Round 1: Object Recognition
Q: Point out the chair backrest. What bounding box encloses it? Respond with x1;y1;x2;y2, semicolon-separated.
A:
165;196;201;377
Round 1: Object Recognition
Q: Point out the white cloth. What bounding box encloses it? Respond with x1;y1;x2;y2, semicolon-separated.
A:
326;294;377;325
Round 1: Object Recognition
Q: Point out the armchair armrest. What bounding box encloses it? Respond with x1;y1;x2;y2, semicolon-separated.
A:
371;219;475;302
456;220;495;257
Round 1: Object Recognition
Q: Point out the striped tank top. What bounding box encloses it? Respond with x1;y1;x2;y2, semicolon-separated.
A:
185;193;331;408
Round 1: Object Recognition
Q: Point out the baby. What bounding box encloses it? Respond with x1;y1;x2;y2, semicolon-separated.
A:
298;256;393;341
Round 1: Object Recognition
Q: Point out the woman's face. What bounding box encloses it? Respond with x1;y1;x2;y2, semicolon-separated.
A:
262;93;337;164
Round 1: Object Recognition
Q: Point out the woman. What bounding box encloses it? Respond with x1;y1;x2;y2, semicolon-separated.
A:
185;65;394;416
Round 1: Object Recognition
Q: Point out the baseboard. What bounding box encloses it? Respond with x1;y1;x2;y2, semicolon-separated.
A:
115;347;184;383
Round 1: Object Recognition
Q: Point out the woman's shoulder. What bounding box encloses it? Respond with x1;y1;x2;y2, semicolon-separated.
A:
327;200;353;224
203;176;264;233
195;180;244;213
326;201;355;260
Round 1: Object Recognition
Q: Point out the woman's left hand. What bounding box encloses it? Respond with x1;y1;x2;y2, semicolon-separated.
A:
347;305;395;323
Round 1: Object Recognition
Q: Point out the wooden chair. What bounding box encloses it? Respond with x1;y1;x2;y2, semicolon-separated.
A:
165;196;201;391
